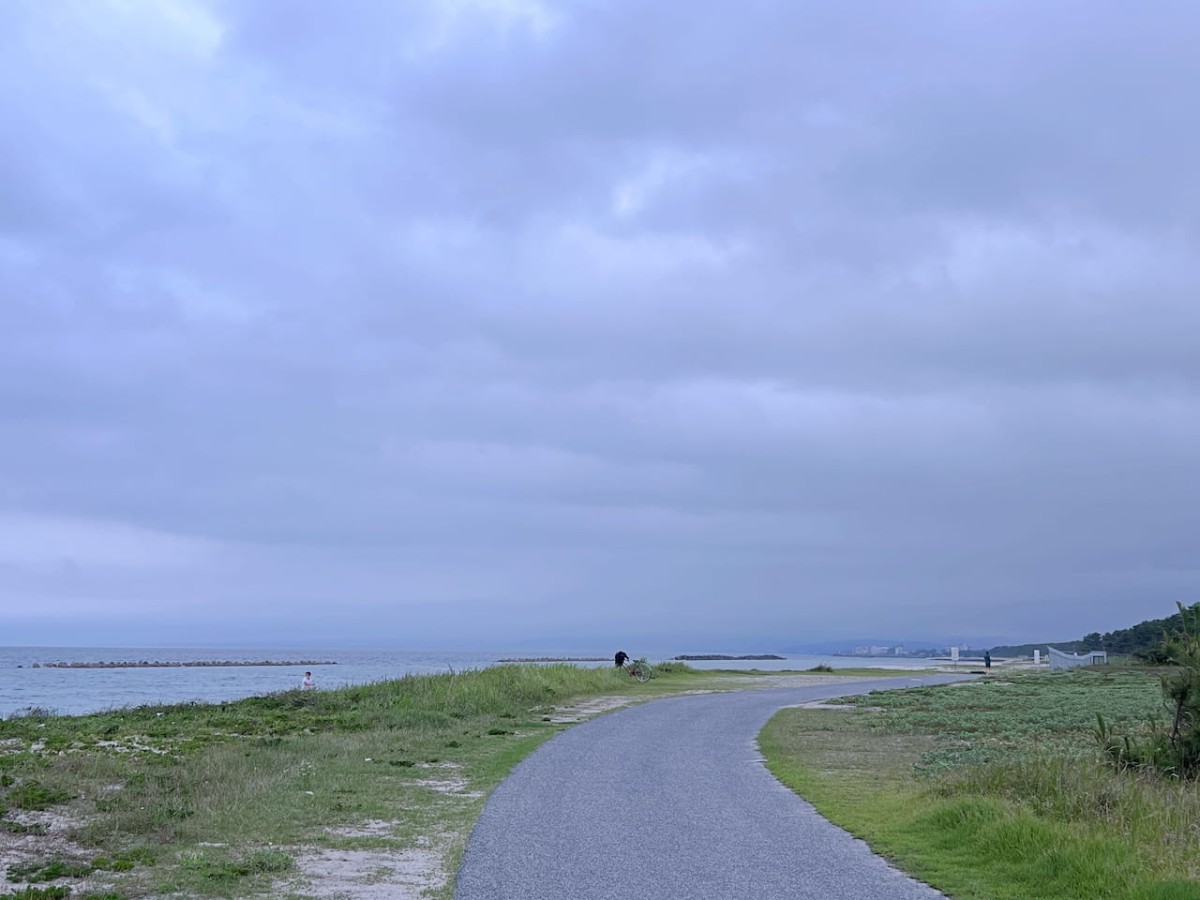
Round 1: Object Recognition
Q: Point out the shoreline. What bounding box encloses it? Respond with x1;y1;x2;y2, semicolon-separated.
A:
29;659;337;669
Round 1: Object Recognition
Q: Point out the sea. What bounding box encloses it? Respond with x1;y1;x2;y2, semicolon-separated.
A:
0;646;940;718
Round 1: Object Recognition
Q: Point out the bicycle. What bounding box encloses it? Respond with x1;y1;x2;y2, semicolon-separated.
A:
624;658;653;683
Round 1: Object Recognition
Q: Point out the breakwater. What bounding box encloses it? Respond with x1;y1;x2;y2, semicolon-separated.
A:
673;654;785;660
30;660;336;669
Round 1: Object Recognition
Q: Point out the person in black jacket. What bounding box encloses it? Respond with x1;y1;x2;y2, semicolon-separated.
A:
614;650;629;668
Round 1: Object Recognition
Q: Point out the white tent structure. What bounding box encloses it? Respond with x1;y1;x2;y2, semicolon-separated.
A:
1047;647;1108;670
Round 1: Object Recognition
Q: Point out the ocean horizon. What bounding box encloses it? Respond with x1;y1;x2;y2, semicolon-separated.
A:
0;645;941;718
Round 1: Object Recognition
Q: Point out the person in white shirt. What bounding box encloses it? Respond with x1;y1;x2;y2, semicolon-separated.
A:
300;671;315;690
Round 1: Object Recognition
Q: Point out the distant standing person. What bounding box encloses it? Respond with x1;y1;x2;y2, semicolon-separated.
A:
300;671;315;690
983;651;991;670
614;651;628;668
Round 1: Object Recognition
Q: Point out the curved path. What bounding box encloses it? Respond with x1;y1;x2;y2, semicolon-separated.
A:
456;674;969;900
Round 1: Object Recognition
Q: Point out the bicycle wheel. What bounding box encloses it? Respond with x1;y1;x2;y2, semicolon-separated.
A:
632;663;652;683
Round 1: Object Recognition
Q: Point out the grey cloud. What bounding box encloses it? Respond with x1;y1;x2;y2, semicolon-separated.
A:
1;0;1198;649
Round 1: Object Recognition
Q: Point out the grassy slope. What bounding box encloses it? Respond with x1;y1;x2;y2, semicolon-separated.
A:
0;663;718;899
759;670;1200;900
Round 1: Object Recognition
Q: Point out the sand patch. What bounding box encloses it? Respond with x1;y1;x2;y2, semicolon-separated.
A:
94;737;170;754
0;808;115;897
543;695;637;723
280;846;446;899
325;819;397;839
410;776;483;799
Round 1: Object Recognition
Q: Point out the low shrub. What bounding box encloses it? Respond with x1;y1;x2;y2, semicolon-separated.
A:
5;781;71;811
1098;602;1200;778
650;661;695;675
6;858;94;883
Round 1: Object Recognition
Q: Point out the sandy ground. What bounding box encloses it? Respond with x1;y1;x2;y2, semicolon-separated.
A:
272;692;650;899
283;844;448;899
0;807;121;897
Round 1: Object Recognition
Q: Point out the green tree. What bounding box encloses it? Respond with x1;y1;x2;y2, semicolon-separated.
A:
1097;601;1200;778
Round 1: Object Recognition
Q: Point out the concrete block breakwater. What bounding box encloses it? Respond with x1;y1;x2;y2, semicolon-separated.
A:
30;660;337;669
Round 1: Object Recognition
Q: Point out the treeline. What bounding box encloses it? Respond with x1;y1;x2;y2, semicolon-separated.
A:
989;640;1082;657
990;603;1200;659
1079;602;1200;659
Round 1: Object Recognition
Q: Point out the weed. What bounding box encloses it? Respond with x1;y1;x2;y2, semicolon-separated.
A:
243;850;292;874
89;858;134;873
6;708;56;721
6;859;94;883
4;781;71;811
1;821;48;835
650;661;695;676
2;887;72;899
176;847;292;885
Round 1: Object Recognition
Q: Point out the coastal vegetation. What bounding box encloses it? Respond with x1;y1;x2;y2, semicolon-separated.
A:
1097;602;1200;778
990;602;1200;661
760;669;1200;899
0;663;701;898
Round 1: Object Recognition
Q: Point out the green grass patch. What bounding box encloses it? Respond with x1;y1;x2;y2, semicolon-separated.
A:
0;662;721;898
3;781;71;811
6;858;94;883
2;888;72;899
760;671;1200;899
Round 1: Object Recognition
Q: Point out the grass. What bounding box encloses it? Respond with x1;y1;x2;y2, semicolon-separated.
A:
759;669;1200;899
0;662;730;898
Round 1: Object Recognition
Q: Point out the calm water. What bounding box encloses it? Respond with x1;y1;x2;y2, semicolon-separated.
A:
0;646;937;718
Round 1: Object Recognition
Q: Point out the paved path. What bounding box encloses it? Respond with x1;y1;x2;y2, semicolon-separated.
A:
456;675;969;900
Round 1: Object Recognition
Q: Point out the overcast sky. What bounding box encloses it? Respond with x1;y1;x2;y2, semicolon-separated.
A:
2;0;1198;651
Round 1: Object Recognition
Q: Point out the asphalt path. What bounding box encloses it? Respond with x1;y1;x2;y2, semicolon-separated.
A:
455;674;971;900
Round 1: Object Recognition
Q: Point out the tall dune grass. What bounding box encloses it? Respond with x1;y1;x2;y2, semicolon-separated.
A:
939;754;1200;880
